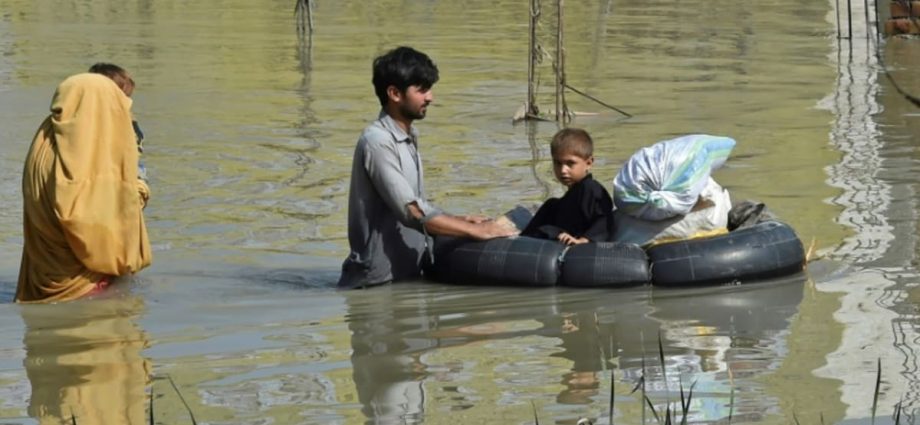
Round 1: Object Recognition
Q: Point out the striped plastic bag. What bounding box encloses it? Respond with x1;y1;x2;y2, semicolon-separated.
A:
613;134;736;221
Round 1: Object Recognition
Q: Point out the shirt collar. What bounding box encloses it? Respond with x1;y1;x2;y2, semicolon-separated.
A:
377;110;419;143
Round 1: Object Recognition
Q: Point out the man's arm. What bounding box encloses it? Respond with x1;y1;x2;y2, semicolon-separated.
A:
407;203;517;240
359;131;516;241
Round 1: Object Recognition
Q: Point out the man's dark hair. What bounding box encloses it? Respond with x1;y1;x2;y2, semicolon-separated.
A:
372;46;439;107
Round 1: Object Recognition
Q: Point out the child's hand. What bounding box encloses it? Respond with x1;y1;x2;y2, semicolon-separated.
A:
557;232;589;246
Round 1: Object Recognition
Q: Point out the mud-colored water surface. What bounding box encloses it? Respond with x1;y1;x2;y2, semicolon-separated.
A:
0;0;918;423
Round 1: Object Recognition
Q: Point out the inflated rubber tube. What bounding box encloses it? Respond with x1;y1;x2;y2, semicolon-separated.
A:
560;242;650;287
428;236;564;286
647;221;805;286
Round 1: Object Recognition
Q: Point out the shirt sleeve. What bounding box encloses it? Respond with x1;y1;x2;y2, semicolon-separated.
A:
360;133;442;228
580;180;615;242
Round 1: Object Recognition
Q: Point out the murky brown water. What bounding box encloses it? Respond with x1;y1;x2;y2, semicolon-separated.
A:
0;0;918;423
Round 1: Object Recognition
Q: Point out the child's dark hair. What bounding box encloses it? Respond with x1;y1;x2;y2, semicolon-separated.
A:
550;128;594;159
88;62;134;95
372;46;439;107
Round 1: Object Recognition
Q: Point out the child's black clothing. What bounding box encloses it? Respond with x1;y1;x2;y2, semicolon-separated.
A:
133;120;147;181
521;174;614;242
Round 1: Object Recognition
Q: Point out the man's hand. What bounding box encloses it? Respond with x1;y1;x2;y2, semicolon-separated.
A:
557;232;589;246
409;203;518;240
462;215;491;224
472;219;519;240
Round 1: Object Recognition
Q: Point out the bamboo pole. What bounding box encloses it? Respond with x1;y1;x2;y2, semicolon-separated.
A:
559;0;569;124
295;0;314;35
873;0;880;45
847;0;854;39
308;0;314;34
553;0;562;122
555;0;565;122
836;0;842;39
527;0;539;117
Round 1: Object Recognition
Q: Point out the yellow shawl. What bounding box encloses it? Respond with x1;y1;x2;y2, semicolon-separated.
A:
17;73;152;303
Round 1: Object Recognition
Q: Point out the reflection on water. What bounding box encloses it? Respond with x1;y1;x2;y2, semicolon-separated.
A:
343;279;805;423
876;36;920;421
823;2;891;265
815;0;920;420
0;0;918;423
21;296;149;424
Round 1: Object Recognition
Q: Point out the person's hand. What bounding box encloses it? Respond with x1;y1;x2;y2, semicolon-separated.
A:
557;232;589;246
463;214;491;224
137;180;151;209
474;219;519;240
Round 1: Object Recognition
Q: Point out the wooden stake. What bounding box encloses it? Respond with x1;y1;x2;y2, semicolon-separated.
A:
836;0;842;39
527;0;539;117
847;0;854;39
555;0;563;122
559;0;569;124
295;0;315;35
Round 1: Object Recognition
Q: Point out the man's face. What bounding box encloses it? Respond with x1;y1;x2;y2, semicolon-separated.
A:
397;85;434;121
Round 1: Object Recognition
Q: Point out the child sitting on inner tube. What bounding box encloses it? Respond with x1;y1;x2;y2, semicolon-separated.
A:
521;128;614;245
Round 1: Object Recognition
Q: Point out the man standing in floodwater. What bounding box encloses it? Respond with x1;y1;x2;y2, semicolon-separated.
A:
339;46;517;288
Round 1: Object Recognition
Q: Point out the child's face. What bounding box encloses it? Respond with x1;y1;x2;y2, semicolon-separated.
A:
112;72;135;97
552;152;593;187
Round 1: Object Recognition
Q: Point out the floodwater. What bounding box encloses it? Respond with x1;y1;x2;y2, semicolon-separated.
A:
0;0;917;423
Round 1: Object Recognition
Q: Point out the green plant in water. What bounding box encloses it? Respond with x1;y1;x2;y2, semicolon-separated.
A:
529;351;910;425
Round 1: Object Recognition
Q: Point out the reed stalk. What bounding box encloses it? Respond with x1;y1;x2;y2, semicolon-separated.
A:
608;368;615;424
727;366;735;423
166;375;198;425
871;358;881;424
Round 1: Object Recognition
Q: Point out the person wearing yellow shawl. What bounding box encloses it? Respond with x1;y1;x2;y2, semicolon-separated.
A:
16;73;152;303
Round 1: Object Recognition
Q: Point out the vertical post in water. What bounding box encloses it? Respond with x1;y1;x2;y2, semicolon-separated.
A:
559;0;568;124
847;0;854;39
836;0;842;39
527;0;539;118
555;0;563;122
873;0;881;45
307;0;314;34
864;0;872;40
554;0;568;123
295;0;315;36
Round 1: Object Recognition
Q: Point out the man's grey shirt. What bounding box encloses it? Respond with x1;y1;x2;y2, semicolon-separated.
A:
338;111;443;288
